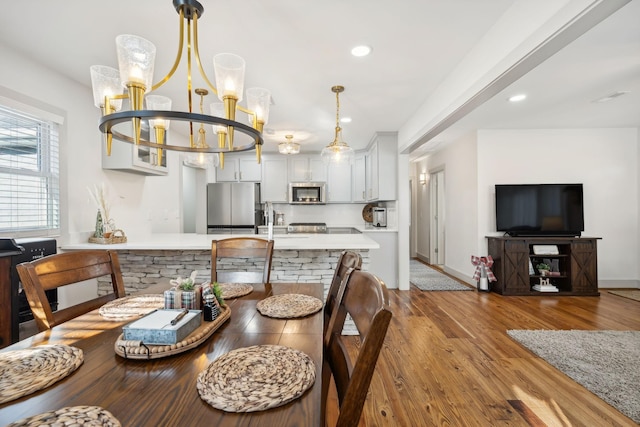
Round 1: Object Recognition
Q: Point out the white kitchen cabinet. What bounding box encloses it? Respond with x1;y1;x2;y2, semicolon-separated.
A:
288;156;326;182
326;161;352;202
363;231;398;289
365;143;378;200
102;139;168;176
352;154;367;202
365;132;397;201
261;156;289;202
216;155;262;182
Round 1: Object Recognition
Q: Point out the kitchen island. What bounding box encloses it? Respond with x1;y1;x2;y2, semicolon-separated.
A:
60;231;381;295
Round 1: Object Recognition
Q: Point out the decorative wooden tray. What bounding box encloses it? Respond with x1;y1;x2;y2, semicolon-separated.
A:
114;306;230;360
88;229;127;244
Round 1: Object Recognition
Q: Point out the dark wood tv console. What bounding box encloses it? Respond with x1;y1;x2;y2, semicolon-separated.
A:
487;236;600;296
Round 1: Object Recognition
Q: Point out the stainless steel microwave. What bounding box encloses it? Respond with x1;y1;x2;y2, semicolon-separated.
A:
289;182;326;204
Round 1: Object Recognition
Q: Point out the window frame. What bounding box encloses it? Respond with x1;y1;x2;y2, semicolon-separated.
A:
0;89;64;239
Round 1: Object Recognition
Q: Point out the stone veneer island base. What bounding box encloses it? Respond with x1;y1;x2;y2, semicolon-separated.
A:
99;248;371;296
60;233;378;296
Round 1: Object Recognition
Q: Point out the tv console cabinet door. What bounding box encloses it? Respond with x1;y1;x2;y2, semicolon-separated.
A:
489;238;529;295
569;239;599;295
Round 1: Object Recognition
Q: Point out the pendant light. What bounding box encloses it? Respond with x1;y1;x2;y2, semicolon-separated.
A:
278;134;300;155
321;85;354;164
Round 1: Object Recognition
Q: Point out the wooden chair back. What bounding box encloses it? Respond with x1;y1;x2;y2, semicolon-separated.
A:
322;269;392;427
211;237;274;284
16;250;126;331
324;250;362;343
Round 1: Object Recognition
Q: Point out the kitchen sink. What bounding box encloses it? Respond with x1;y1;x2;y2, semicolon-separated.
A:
325;227;361;234
258;226;361;235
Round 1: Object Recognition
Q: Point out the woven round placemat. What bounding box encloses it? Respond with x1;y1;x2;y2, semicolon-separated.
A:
6;405;121;427
197;344;315;412
0;345;83;404
98;294;164;320
219;282;253;299
256;293;323;318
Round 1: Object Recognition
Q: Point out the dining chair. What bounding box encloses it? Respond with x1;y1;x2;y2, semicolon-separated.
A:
324;250;362;344
16;249;126;331
322;268;392;427
211;237;275;284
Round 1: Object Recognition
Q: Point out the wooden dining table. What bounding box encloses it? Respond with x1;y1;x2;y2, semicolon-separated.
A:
0;282;323;426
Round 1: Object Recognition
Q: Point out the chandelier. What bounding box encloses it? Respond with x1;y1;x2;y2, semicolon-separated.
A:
320;85;354;164
89;0;270;167
278;135;300;155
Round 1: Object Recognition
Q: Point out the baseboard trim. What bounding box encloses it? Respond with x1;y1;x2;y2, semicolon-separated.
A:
597;280;639;289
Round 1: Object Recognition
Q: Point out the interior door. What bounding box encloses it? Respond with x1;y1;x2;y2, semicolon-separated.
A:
430;170;445;266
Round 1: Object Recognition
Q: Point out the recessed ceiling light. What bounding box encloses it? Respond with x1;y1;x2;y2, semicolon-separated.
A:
592;91;629;103
351;45;372;57
341;117;352;123
508;94;527;102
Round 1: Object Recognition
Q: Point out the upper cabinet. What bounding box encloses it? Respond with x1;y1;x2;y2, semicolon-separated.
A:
352;154;367;203
326;161;352;203
257;139;397;204
365;132;397;201
288;156;327;182
102;139;168;176
260;155;288;202
216;155;262;182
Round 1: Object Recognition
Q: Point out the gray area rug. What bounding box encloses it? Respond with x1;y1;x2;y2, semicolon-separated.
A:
410;260;472;291
507;329;640;423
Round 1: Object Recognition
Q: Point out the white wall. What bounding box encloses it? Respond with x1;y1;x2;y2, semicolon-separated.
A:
425;133;479;282
422;127;639;287
478;128;639;286
0;43;185;245
413;160;430;260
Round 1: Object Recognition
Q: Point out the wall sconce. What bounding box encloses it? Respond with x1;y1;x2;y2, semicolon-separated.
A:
419;173;426;185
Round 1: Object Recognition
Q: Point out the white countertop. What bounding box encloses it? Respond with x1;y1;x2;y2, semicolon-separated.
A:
256;224;398;233
60;231;380;251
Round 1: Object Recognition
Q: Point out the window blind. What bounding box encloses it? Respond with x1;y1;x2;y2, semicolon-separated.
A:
0;105;60;233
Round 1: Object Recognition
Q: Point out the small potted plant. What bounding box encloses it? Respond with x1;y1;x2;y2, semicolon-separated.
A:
210;282;225;308
536;262;551;276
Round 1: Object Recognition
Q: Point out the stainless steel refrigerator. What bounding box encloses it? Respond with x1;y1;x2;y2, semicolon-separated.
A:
206;182;262;234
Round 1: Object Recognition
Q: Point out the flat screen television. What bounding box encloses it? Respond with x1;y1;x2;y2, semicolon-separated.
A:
495;184;584;237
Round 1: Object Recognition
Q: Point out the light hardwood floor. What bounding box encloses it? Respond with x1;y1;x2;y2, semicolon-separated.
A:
330;269;640;426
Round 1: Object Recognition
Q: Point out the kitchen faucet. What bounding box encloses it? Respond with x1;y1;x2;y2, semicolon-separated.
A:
264;201;273;226
264;201;273;239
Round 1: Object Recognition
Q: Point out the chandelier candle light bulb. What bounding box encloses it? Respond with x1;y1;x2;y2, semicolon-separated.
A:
146;95;172;165
90;65;125;155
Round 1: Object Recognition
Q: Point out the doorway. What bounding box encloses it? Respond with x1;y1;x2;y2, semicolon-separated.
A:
429;170;445;266
181;162;209;234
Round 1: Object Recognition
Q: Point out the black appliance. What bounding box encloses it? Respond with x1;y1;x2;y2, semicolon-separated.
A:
495;184;584;237
11;238;58;327
288;182;326;204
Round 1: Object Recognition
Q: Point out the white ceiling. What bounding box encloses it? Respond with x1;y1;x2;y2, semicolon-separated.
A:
0;0;638;158
412;0;640;158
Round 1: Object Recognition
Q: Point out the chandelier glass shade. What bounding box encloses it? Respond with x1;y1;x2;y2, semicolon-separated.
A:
278;135;300;155
321;85;355;164
91;0;269;167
